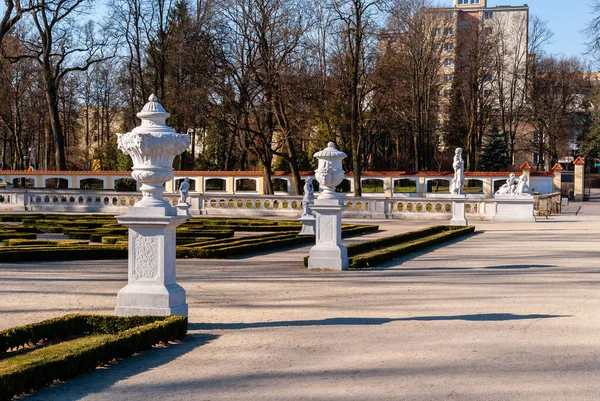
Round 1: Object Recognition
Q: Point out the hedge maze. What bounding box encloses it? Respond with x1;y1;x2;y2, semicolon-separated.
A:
0;214;379;262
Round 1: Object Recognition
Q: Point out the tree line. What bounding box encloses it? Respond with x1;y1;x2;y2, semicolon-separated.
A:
0;0;598;194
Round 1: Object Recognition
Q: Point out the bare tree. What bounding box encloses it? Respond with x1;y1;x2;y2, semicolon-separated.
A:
381;0;449;171
330;0;384;195
527;56;589;171
7;1;113;171
489;11;528;165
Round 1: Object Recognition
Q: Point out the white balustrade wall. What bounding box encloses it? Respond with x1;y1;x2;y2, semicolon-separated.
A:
0;189;509;220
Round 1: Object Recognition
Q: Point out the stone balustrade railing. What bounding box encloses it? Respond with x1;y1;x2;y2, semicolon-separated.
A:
0;189;510;220
0;167;559;196
534;192;562;216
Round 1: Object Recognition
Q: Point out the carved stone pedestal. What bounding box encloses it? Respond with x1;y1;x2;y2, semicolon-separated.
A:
115;206;188;316
308;199;348;271
492;194;535;222
450;195;468;226
298;214;316;236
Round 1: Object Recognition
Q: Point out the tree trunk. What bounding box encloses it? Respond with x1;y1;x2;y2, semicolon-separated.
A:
44;78;67;171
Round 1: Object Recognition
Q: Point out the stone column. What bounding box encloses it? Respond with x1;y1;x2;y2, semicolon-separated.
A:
520;162;532;183
114;95;190;317
551;163;563;193
574;157;585;201
308;143;348;271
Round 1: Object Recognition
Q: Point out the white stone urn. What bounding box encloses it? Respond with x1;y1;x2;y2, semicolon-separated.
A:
313;142;347;200
117;94;190;208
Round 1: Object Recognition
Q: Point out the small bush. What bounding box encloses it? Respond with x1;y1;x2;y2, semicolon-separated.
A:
0;314;187;400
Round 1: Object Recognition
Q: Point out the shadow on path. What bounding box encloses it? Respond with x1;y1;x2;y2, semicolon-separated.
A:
190;313;566;330
485;264;556;270
22;333;218;401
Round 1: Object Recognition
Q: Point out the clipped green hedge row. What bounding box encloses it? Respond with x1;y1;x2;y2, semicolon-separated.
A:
2;239;88;247
177;233;313;259
349;226;475;269
303;225;474;268
0;245;128;263
0;232;36;241
0;314;187;401
345;226;445;256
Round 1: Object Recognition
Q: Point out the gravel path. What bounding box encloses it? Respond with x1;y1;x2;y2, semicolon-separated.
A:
1;214;599;400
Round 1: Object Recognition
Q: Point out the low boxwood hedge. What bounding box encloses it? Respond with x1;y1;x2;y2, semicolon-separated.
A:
0;314;187;401
2;239;88;247
304;225;474;268
349;226;474;269
0;232;36;241
0;245;128;263
101;236;127;245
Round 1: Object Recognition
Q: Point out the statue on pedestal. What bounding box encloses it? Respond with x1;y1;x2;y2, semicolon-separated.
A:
179;177;190;204
302;177;314;216
451;147;465;195
516;173;530;195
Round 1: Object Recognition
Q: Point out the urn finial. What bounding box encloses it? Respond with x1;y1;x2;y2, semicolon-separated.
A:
117;94;190;208
313;142;347;201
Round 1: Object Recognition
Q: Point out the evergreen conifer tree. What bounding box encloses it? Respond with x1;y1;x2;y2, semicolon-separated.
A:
479;129;511;171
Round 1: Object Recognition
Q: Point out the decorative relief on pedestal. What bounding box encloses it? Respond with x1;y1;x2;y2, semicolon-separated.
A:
132;233;159;280
320;215;335;243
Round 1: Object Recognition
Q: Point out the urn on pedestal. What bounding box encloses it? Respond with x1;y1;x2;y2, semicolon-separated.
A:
308;142;349;270
114;95;191;317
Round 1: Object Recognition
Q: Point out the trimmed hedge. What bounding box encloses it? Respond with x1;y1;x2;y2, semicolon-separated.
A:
0;314;187;401
0;232;36;241
349;226;475;269
101;236;127;245
0;245;128;263
2;239;88;247
303;225;474;268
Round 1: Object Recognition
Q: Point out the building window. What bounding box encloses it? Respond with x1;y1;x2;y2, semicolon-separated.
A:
483;89;492;97
435;28;441;35
444;27;453;35
471;0;480;4
443;89;450;98
445;74;453;82
533;152;539;165
459;20;469;29
445;42;453;50
485;27;493;35
484;11;493;19
458;0;467;4
444;59;453;66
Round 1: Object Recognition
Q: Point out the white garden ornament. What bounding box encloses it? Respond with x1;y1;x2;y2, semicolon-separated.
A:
308;142;348;270
114;94;191;316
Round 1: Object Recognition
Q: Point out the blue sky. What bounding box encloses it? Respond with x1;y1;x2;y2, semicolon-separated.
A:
89;0;592;59
487;0;591;59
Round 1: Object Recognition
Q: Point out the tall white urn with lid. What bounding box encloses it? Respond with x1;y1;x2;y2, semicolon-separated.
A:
114;95;190;316
308;142;348;270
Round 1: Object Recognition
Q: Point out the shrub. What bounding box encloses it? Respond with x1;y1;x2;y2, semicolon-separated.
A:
0;314;187;401
101;236;127;245
349;226;474;268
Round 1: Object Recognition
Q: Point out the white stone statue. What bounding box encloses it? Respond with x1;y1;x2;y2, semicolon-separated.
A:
451;147;465;195
302;177;314;216
179;177;190;204
496;173;519;195
515;173;530;195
